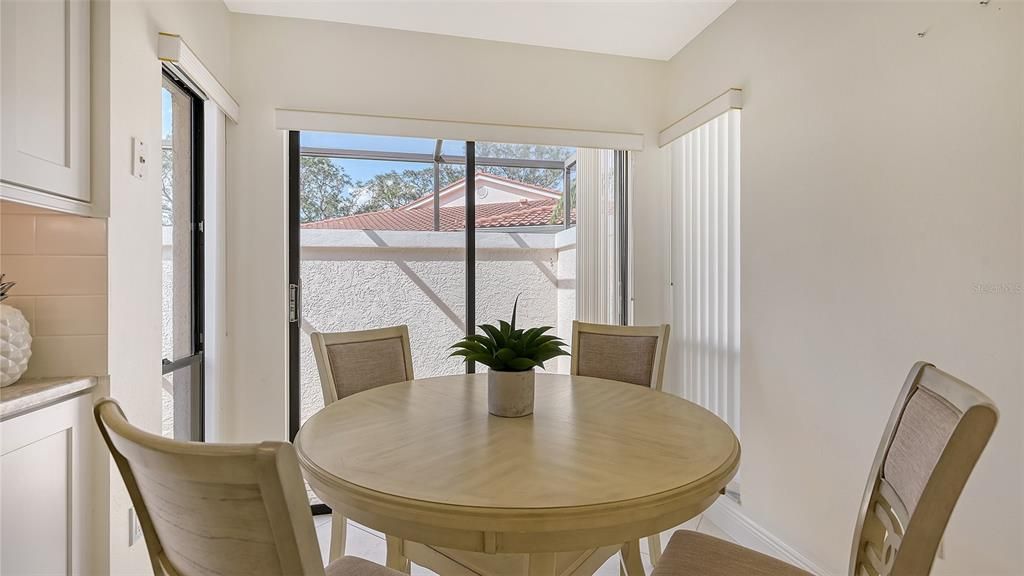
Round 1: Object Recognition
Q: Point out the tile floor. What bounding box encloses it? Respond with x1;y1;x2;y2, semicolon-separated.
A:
314;514;734;575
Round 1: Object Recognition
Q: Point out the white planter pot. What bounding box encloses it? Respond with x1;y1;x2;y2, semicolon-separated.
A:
487;369;535;418
0;303;32;387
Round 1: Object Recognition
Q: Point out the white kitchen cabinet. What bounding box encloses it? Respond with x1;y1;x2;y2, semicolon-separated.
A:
1;0;91;214
1;385;95;575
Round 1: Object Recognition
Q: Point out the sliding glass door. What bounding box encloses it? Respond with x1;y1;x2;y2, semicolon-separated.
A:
289;132;467;437
287;132;630;482
161;72;205;441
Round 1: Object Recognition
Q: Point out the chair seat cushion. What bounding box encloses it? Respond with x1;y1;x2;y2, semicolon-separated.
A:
326;556;406;576
653;531;813;576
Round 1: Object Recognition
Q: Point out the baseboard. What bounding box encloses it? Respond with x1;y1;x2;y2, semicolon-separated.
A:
702;497;833;576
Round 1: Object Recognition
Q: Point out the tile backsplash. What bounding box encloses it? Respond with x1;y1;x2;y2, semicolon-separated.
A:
0;201;107;378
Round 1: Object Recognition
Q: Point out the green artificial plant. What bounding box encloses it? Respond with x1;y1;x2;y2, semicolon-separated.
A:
450;295;570;372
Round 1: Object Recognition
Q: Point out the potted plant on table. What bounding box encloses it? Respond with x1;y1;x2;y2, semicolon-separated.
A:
449;296;570;417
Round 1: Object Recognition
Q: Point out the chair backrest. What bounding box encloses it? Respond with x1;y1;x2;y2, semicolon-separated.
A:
570;321;671;390
849;362;998;576
310;325;415;405
94;398;325;576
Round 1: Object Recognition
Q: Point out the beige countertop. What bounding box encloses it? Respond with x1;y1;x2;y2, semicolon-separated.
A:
0;376;97;421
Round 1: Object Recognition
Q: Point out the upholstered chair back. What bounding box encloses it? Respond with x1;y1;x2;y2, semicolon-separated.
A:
571;321;670;390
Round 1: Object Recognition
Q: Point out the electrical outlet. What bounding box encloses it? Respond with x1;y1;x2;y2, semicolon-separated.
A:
132;137;148;179
128;507;144;546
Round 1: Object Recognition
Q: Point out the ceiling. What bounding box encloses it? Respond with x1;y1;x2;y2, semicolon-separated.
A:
222;1;735;61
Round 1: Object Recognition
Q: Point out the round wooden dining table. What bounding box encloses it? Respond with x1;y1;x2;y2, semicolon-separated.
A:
295;373;739;576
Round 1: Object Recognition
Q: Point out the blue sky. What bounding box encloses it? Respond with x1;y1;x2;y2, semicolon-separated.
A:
161;88;172;139
301;132;463;183
333;158;436;185
301;131;465;156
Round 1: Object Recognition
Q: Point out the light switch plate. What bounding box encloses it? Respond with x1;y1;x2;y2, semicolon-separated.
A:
132;137;148;179
128;507;144;546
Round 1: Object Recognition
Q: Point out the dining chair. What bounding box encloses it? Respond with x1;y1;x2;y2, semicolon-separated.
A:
570;320;671;391
651;361;998;576
93;397;403;576
570;320;671;563
310;325;415;561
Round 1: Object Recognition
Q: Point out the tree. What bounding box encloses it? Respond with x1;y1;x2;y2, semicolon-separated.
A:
351;164;463;213
549;173;576;225
474;142;573;191
355;170;427;212
390;164;463;197
161;147;174;226
300;156;354;223
436;163;465;189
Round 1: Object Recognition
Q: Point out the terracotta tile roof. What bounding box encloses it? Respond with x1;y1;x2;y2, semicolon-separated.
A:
302;199;570;231
477;202;563;228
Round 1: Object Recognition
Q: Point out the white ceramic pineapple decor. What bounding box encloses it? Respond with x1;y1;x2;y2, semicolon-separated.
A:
0;275;32;387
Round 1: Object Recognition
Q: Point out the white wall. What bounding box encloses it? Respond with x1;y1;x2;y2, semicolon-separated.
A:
664;2;1023;574
93;0;231;572
224;14;665;442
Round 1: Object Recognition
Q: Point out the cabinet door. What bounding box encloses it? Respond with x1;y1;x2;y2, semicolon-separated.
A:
0;394;92;575
1;430;70;575
1;0;90;203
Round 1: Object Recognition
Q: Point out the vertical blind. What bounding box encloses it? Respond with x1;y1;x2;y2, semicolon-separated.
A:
669;110;741;436
576;148;620;323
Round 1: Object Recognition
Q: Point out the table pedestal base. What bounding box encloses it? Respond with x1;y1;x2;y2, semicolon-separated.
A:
396;540;634;576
